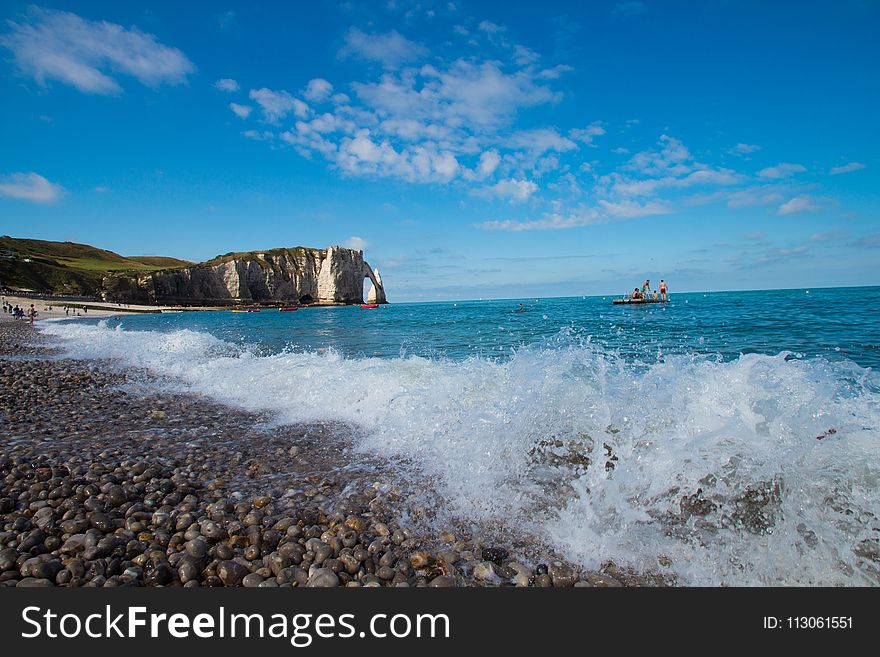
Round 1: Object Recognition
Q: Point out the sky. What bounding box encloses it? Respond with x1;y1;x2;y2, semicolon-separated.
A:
0;0;878;302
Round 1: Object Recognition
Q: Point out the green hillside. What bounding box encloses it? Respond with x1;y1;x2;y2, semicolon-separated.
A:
127;255;194;268
0;236;189;295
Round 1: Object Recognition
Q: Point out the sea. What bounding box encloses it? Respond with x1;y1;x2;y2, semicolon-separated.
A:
41;286;880;586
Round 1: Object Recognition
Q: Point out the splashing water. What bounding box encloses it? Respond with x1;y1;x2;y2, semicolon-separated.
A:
40;291;880;585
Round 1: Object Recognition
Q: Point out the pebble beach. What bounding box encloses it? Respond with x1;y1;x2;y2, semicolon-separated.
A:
0;316;644;588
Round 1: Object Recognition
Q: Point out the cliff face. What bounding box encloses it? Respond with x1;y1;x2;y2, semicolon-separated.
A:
104;246;387;306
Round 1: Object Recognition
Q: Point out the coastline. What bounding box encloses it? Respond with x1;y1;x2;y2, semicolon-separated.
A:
1;294;384;321
2;294;164;320
0;316;646;588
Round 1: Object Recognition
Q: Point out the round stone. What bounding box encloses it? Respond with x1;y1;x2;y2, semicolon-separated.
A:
306;568;339;587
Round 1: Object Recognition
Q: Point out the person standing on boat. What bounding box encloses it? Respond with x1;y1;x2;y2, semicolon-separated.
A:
659;280;668;300
642;279;650;296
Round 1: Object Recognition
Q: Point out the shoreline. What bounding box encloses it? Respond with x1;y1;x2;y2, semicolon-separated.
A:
0;317;647;587
1;294;387;321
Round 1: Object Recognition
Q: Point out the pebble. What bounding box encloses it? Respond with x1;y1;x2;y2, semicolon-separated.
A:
306;568;339;587
472;561;497;582
548;562;578;588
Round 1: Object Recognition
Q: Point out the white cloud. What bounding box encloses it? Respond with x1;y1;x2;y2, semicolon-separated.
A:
475;196;673;231
249;88;309;123
242;129;274;142
625;135;692;177
725;186;785;208
228;29;567;189
778;194;819;215
339;28;427;68
477;21;505;34
598;199;673;218
353;60;559;133
298;113;356;135
476;150;501;178
476;178;538;204
569;122;605;145
758;162;807;179
229;103;252;119
0;6;194;95
342;236;368;251
729;142;761;155
476;208;602;232
335;129;461;183
829;161;865;175
507;128;577;156
304;78;333;102
610;167;744;197
214;78;239;92
809;230;847;242
537;64;574;79
0;172;64;203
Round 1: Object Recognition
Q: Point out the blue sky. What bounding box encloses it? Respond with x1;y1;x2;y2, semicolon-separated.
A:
1;1;877;301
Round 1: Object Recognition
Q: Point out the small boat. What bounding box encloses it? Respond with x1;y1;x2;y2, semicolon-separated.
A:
360;303;380;309
279;306;299;312
231;310;247;313
246;309;261;313
612;298;668;305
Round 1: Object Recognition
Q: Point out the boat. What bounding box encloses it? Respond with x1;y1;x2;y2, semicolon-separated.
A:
231;310;247;313
246;309;261;313
279;306;299;312
360;303;380;309
612;298;668;305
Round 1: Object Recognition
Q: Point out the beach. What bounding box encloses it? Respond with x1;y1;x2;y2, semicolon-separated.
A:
0;315;639;587
1;295;162;320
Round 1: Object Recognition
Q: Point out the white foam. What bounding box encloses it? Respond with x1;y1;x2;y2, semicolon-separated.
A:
41;321;880;585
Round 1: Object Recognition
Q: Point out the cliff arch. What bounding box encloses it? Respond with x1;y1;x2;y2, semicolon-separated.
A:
365;266;387;304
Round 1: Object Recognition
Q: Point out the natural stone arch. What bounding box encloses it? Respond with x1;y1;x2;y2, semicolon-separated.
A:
364;265;387;304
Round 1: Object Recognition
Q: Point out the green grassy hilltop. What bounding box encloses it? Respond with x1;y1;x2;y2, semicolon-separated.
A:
0;236;192;295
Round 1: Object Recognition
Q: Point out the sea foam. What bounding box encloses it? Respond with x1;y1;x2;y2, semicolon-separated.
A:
42;320;880;585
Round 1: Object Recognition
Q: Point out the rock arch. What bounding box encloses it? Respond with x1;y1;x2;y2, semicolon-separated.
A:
365;266;387;304
316;246;388;304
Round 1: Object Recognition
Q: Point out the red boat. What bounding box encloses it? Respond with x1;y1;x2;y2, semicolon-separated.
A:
360;304;379;309
279;307;299;312
246;309;261;313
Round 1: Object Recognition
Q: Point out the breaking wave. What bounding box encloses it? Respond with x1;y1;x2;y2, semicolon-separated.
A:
42;320;880;585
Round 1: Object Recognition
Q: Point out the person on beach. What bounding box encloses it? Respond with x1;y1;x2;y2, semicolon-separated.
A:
659;280;668;300
27;304;37;323
65;306;69;316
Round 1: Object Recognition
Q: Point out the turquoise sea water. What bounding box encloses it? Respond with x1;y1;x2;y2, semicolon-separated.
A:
42;286;880;586
58;286;880;367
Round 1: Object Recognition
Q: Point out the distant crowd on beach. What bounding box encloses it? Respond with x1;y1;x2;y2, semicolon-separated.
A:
627;279;669;301
2;300;38;322
2;297;89;322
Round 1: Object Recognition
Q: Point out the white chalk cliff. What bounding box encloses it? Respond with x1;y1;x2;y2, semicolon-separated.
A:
105;246;387;305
